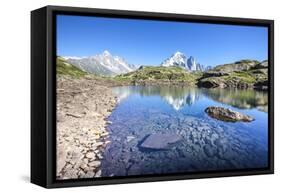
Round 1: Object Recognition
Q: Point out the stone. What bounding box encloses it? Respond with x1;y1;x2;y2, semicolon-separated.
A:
95;170;102;177
126;136;135;142
86;151;96;159
88;161;101;167
197;77;226;88
57;159;66;174
81;171;95;178
97;153;103;159
205;106;254;122
93;142;103;147
203;145;217;157
80;163;88;170
139;134;182;150
100;132;109;137
66;112;84;118
63;169;78;179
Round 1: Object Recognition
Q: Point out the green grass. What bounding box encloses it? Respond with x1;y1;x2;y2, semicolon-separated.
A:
56;57;87;78
115;66;201;84
222;71;256;84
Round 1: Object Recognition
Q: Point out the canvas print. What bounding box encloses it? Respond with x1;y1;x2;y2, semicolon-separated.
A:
56;15;269;180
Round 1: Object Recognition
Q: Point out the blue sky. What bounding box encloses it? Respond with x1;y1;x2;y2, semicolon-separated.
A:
57;15;268;67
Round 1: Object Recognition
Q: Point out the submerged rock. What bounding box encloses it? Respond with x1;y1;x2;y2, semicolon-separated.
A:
203;144;218;157
139;134;182;150
205;106;254;122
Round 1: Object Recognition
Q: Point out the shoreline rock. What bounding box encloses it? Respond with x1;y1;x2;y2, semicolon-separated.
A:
56;76;118;180
205;106;254;122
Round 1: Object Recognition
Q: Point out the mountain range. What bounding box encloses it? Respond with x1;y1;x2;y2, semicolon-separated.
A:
63;51;208;76
64;50;138;76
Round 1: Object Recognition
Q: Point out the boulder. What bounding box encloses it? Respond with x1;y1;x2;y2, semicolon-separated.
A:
205;106;254;122
197;77;226;88
139;134;182;150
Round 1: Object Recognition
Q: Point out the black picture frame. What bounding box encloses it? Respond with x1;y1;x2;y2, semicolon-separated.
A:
31;5;274;188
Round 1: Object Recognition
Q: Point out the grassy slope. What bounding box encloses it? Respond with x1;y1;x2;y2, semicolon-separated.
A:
57;57;87;78
216;69;267;85
200;60;268;86
212;59;260;72
115;66;202;84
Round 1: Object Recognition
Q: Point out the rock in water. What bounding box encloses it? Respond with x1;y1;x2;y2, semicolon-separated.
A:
205;106;254;122
139;134;182;150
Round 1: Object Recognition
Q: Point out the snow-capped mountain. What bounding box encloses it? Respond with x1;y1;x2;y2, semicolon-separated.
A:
64;50;136;76
161;51;207;71
161;52;187;68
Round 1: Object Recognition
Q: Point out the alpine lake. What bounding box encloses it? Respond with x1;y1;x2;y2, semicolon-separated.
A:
100;86;268;177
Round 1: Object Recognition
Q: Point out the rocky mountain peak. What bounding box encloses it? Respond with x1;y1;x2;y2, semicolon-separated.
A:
102;50;111;56
161;52;206;71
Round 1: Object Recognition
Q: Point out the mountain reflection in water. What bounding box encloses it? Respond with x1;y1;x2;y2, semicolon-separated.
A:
112;86;268;111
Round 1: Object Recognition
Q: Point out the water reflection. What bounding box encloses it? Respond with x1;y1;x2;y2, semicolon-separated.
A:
202;88;268;112
113;86;201;110
112;86;268;111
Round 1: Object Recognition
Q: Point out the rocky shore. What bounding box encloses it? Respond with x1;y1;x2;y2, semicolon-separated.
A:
56;75;118;179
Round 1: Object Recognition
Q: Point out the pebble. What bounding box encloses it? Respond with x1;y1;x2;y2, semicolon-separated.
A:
86;152;96;159
88;161;101;167
95;170;102;177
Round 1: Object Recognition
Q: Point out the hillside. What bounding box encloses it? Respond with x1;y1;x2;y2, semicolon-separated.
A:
115;66;202;85
212;59;260;72
197;60;268;90
57;57;87;78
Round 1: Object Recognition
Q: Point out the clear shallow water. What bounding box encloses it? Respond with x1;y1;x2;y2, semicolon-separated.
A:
101;86;268;177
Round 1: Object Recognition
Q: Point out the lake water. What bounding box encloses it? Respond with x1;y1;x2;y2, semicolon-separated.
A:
101;86;268;177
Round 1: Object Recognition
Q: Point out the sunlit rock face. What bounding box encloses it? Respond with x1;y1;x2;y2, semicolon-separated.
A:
161;51;207;71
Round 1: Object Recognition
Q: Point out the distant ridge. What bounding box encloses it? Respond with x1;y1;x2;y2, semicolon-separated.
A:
63;50;137;76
